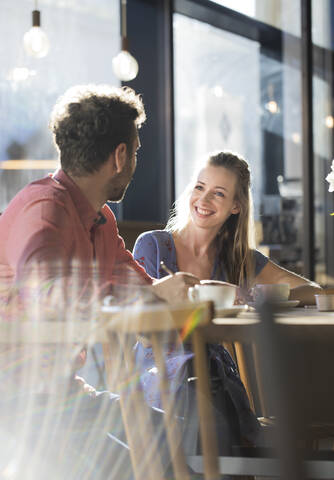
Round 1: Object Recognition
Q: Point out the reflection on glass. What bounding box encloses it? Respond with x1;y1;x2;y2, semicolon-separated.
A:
209;0;255;17
208;0;301;36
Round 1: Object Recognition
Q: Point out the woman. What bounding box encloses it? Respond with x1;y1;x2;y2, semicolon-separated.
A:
133;151;321;447
134;151;321;302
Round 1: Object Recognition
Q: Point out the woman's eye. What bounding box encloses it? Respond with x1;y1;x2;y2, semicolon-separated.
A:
195;185;203;191
215;191;224;197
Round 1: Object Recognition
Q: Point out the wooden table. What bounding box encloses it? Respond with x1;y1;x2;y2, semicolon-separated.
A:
2;303;334;478
203;307;334;343
0;301;213;343
196;306;334;478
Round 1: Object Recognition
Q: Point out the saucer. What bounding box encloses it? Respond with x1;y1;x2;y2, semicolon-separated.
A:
214;305;249;318
248;300;300;309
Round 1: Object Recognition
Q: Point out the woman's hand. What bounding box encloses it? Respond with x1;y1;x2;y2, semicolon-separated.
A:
74;375;96;396
289;284;322;306
152;272;200;303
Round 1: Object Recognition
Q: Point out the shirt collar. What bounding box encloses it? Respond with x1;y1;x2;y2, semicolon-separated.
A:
51;169;106;231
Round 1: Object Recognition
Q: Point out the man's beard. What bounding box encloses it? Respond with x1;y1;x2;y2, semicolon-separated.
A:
108;182;130;203
106;170;133;203
105;148;136;203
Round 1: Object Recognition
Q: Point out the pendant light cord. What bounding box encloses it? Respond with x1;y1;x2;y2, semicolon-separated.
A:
121;0;127;38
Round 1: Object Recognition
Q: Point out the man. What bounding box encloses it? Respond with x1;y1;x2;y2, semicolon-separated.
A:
0;84;198;478
0;84;197;301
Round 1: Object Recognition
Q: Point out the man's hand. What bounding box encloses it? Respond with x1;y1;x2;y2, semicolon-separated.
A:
152;272;200;303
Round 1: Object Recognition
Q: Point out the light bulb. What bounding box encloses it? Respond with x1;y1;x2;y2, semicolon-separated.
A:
23;10;49;58
8;67;36;87
265;100;279;114
23;27;49;58
212;85;224;98
112;50;138;82
325;115;334;129
291;132;301;144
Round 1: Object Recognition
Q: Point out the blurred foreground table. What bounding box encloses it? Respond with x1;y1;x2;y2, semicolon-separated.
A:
0;301;213;343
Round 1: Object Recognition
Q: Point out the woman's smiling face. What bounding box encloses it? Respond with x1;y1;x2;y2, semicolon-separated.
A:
189;164;240;232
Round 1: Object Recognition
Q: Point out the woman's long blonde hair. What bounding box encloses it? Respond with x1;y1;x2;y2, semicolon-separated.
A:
166;151;256;286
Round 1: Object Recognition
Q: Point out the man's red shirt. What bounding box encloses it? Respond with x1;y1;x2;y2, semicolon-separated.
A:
0;169;152;297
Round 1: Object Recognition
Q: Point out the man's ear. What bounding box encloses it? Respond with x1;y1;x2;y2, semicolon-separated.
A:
114;143;127;173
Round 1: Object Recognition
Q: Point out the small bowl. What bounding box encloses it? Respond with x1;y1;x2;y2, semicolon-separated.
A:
315;294;334;311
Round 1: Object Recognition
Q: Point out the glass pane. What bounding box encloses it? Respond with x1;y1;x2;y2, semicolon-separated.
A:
174;11;304;273
0;0;120;212
312;0;333;49
209;0;301;36
174;14;262;212
209;0;255;17
312;0;334;284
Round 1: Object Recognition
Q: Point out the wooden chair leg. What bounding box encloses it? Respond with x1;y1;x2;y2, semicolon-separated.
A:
192;329;220;480
251;342;268;417
234;341;255;413
151;333;190;480
106;333;143;480
106;331;164;480
102;342;114;388
222;341;237;364
119;333;165;480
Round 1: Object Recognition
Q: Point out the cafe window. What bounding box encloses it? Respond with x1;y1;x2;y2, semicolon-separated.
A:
173;1;304;274
0;0;120;212
312;0;334;284
173;13;262;214
173;0;334;284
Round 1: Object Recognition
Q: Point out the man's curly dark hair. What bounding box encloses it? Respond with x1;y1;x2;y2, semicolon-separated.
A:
49;84;146;176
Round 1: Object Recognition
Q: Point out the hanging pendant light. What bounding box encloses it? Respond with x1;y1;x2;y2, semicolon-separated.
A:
23;1;49;58
264;83;279;114
112;0;138;82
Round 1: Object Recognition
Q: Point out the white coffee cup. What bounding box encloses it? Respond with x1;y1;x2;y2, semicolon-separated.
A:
315;294;334;311
188;282;236;309
252;283;290;303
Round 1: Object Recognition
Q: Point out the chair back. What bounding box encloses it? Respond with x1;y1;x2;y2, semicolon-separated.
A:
195;304;334;479
256;302;334;427
255;302;334;479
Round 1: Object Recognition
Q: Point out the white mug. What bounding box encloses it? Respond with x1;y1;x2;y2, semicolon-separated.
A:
252;283;290;303
188;283;236;309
